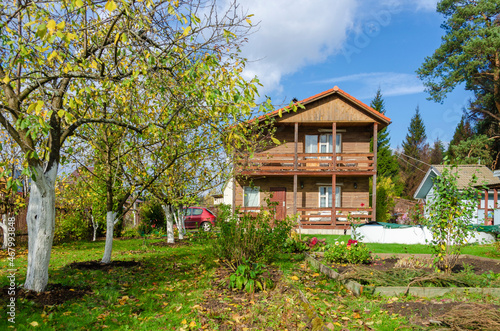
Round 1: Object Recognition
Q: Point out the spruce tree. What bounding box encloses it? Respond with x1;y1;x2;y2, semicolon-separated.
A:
447;115;474;160
371;88;399;179
400;106;429;198
370;89;399;221
430;138;445;164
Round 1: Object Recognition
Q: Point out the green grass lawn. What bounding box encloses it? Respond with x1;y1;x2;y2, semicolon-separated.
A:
1;233;498;330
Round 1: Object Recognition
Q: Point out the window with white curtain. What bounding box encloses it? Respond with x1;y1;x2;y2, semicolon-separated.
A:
319;186;341;207
243;186;260;207
305;133;341;154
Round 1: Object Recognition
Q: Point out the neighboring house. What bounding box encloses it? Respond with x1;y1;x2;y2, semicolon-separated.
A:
212;194;224;205
225;86;391;234
413;165;500;225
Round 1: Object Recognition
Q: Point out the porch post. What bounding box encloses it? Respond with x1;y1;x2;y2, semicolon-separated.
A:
372;123;378;222
494;188;498;210
293;175;297;216
232;175;236;214
294;122;298;170
485;188;489;225
332;122;336;170
332;174;336;227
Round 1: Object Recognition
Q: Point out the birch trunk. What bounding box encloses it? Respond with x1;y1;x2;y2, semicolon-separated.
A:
1;214;8;249
24;164;57;292
163;205;174;244
173;208;185;240
101;211;118;263
91;215;98;242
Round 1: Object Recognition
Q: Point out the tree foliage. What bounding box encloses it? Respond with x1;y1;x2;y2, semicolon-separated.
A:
447;115;475;160
430;138;445;165
424;163;480;273
417;0;500;123
449;134;493;166
1;0;271;291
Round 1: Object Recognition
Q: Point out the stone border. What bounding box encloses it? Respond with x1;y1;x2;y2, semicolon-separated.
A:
305;253;500;298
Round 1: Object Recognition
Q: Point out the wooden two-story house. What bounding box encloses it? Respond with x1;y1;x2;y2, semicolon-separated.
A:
226;86;391;234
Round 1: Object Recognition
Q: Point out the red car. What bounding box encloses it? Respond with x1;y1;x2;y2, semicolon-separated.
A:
183;207;216;231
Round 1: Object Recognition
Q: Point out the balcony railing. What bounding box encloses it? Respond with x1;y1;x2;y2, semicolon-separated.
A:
236;153;374;173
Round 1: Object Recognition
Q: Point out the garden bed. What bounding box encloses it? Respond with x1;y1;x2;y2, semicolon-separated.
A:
306;253;500;297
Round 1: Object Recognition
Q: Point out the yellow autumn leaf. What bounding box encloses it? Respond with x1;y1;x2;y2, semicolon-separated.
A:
105;0;117;12
182;26;191;36
29;321;39;327
47;20;56;32
246;18;252;25
290;275;299;281
56;21;65;30
189;321;197;327
181;319;187;325
2;75;10;84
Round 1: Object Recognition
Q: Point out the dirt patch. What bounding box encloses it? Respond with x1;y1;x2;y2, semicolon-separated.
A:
68;260;141;270
198;264;312;330
150;240;191;248
384;300;500;329
327;255;500;275
0;284;92;306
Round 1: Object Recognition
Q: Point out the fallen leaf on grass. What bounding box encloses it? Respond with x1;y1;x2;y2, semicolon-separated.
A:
29;321;39;327
290;276;299;281
189;321;197;327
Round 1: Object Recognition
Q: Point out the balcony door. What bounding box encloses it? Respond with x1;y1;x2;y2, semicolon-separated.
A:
305;134;342;167
270;187;286;220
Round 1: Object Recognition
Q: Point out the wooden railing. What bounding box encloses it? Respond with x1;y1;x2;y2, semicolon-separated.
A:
236;206;373;229
237;153;374;173
297;207;373;228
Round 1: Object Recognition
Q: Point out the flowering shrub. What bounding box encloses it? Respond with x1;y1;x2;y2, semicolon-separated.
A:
283;236;328;253
324;239;372;264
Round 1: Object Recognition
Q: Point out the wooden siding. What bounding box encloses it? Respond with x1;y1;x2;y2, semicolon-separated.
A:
259;125;371;155
278;95;378;124
235;176;369;214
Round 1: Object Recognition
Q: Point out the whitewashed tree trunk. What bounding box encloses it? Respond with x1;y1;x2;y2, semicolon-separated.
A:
163;205;174;244
0;214;8;249
133;202;137;227
173;208;185;240
101;211;118;263
24;164;57;292
91;215;98;242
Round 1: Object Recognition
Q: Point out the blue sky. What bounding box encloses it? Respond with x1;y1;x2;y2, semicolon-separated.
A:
234;0;472;149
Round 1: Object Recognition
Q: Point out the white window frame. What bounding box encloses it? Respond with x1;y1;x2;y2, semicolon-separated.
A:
318;186;341;208
243;186;260;207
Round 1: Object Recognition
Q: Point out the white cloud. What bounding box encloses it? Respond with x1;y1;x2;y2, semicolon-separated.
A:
310;72;424;98
221;0;438;96
235;0;358;94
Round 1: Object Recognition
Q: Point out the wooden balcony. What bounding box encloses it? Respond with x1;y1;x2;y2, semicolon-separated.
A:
236;153;374;175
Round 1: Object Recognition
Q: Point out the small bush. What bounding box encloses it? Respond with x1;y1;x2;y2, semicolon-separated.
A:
324;239;372;264
212;204;293;267
139;199;166;233
121;227;140;238
229;260;274;293
54;212;91;244
283;235;328;253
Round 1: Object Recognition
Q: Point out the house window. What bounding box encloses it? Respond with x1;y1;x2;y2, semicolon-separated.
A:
305;134;342;154
319;186;341;208
243;186;260;207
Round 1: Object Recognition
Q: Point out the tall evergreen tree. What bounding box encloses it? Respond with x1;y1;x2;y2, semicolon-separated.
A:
371;88;399;179
430;138;445;164
447;115;474;160
370;89;400;221
399;106;430;198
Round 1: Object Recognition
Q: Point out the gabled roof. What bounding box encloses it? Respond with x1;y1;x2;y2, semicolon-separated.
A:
414;164;500;199
253;86;391;126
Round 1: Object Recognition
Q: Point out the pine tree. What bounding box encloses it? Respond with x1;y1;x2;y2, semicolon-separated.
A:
399;106;429;198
